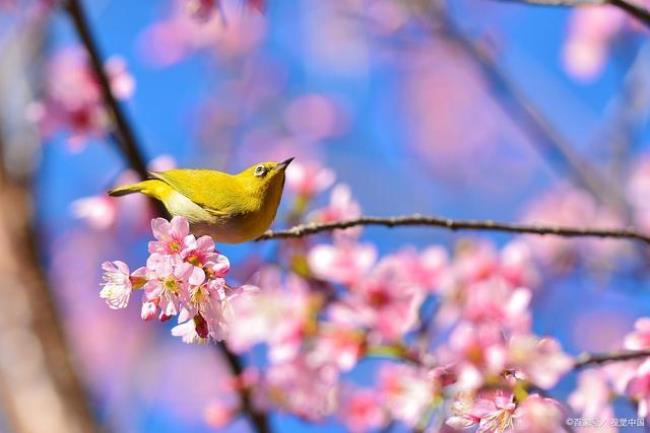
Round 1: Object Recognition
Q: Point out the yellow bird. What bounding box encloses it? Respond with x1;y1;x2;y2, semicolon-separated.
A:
108;158;294;243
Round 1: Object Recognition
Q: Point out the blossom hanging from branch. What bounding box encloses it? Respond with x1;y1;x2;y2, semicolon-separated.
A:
100;216;255;343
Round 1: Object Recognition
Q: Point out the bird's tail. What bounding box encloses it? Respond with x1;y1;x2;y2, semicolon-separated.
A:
108;180;168;199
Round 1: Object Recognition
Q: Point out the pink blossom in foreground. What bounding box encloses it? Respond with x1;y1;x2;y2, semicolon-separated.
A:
626;359;650;418
285;160;336;198
149;216;191;254
228;269;315;362
259;356;339;420
461;280;531;333
446;390;516;431
441;322;507;390
307;323;365;371
447;391;564;433
378;363;437;427
514;394;565;433
99;261;143;309
569;369;615;425
339;388;387;433
506;335;573;390
308;239;377;286
100;216;251;342
28;47;134;148
330;252;426;341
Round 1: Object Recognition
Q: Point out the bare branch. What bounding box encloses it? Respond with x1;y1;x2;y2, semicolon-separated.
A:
63;0;149;179
492;0;650;28
574;348;650;368
426;2;628;213
62;1;272;431
257;214;650;243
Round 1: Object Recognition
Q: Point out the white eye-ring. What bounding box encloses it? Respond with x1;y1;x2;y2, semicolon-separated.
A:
254;164;268;177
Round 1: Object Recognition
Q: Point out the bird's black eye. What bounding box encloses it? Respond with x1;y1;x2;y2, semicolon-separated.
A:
254;164;268;177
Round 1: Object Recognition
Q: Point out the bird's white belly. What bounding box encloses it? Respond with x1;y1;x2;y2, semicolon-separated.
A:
165;191;216;223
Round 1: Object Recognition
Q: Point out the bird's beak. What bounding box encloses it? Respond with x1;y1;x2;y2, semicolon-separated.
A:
277;157;294;171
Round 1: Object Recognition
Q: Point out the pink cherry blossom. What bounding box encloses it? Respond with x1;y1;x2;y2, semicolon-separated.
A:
72;195;118;230
28;47;134;148
441;322;507;390
307;323;365;371
499;240;540;289
569;369;614;421
339;388;387;433
448;392;564;433
626;359;650;417
308;239;377;286
259;356;339;420
309;184;362;238
624;317;650;350
562;8;626;81
285;160;336;198
506;335;573;390
514;394;565;433
227;269;314;361
181;234;230;278
100;216;252;342
447;390;516;432
378;363;437;427
332;253;426;341
461;280;531;333
99;261;137;309
148;216;191;255
142;253;191;320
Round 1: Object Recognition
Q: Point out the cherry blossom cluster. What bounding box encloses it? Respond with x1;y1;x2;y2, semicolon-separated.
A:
100;216;252;343
97;156;650;432
99;161;585;432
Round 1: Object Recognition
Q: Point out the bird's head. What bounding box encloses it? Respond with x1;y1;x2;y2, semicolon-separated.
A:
239;157;294;195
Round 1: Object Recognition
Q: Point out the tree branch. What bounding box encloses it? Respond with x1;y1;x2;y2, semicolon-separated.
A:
257;214;650;243
63;0;149;179
493;0;650;28
425;1;629;214
574;348;650;368
62;1;272;432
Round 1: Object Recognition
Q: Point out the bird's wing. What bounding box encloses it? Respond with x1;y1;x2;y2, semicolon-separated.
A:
149;169;240;216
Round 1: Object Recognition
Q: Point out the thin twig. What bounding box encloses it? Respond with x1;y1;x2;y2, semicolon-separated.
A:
426;0;628;213
493;0;650;28
217;342;271;433
63;0;149;179
257;214;650;243
62;1;271;432
574;348;650;368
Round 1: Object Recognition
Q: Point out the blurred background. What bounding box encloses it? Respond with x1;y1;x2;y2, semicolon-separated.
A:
1;0;650;432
